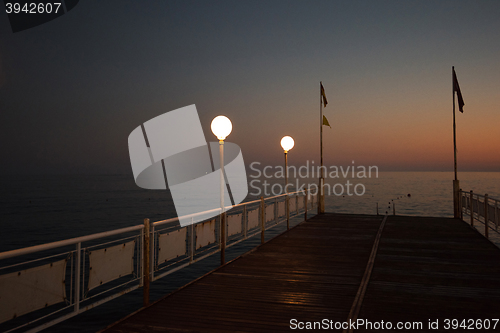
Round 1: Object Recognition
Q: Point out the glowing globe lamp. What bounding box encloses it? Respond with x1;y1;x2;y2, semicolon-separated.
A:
280;136;294;152
211;116;232;141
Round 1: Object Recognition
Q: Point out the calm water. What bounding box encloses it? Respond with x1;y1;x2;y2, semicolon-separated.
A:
0;172;499;331
324;172;500;217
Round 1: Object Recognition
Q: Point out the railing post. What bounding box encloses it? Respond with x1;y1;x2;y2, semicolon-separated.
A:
453;179;460;218
74;242;81;313
243;204;248;238
221;212;226;265
485;194;489;239
81;245;86;301
459;189;463;219
260;196;265;244
376;202;379;216
275;197;278;224
140;227;144;287
70;252;73;305
470;190;474;226
286;194;290;230
143;218;150;307
150;224;155;282
304;188;308;221
495;200;498;231
296;194;299;215
190;218;194;263
319;177;325;214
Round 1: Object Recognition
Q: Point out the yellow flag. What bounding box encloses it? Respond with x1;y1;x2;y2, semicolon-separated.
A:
323;115;331;128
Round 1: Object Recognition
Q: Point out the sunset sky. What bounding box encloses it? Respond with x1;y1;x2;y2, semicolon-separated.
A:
0;0;499;175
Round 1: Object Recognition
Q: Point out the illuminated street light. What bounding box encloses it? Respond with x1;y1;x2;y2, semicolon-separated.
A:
211;115;232;265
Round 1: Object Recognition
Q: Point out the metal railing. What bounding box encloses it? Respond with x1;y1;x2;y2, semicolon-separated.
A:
0;225;144;333
460;190;500;239
0;189;317;332
145;190;317;303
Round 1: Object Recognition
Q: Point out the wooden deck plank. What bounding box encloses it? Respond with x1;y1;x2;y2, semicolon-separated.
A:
101;214;500;333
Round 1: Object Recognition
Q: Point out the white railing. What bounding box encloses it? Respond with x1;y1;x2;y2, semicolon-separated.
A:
0;189;317;332
460;190;500;239
0;225;144;333
149;190;317;284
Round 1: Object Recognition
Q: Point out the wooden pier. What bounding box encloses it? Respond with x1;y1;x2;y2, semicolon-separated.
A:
101;213;500;332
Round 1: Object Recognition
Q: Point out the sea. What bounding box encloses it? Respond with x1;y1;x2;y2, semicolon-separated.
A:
0;172;499;332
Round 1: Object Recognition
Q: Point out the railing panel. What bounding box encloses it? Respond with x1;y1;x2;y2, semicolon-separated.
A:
247;208;260;230
266;204;275;223
298;197;304;209
472;197;479;215
157;228;187;264
461;194;468;209
195;219;216;249
278;201;286;218
227;214;242;237
289;196;297;213
88;240;136;291
488;204;496;223
478;199;485;217
0;258;67;324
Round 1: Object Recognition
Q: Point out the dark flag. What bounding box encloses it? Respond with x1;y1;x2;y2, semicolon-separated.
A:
453;68;465;113
320;82;328;107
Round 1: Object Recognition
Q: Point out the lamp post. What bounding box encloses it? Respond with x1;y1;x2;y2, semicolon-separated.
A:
281;136;294;230
280;136;294;193
211;115;232;265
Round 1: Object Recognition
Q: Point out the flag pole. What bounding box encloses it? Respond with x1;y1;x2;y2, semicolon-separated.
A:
319;82;324;214
452;66;460;218
452;66;457;181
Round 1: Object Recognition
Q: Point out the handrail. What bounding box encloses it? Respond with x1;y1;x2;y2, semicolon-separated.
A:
0;224;143;260
461;191;499;201
128;190;304;227
261;190;303;201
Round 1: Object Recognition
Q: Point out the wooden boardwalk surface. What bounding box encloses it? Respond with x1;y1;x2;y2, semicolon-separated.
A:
101;214;500;332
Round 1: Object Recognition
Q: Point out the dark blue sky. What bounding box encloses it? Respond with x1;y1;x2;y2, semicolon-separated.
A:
1;0;499;174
